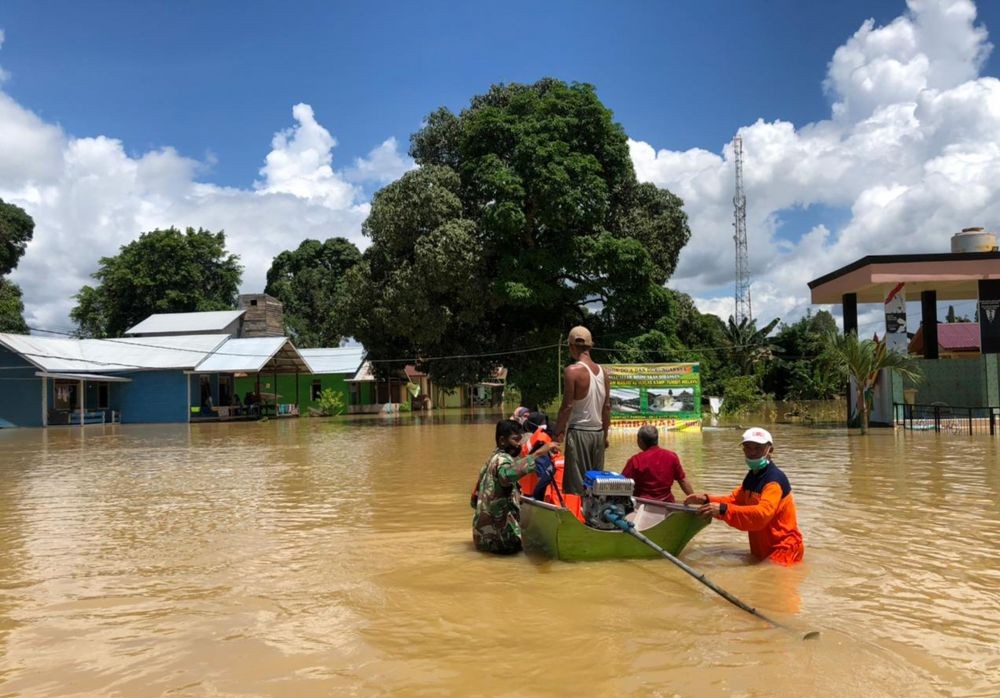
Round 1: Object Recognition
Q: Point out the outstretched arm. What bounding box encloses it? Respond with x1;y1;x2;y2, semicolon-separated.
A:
497;443;558;486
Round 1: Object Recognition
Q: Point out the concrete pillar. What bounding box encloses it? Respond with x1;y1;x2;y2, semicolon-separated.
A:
921;290;939;360
843;293;858;335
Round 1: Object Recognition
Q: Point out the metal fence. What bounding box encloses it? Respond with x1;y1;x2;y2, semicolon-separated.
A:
894;402;999;435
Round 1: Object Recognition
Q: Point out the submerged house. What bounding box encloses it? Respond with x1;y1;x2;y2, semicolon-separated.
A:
0;331;310;427
233;345;366;416
1;291;514;426
0;294;314;427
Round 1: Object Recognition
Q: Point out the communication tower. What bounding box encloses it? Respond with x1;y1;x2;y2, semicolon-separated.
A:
732;135;752;324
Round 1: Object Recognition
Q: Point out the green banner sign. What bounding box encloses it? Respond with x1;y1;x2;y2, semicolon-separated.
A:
607;363;701;430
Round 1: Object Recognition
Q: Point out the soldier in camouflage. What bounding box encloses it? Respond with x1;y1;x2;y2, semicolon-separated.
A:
472;419;558;554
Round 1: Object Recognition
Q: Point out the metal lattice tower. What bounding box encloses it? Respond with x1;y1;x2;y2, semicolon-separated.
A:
732;135;752;324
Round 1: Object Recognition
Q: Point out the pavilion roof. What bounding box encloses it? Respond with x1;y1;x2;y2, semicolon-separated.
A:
808;252;1000;304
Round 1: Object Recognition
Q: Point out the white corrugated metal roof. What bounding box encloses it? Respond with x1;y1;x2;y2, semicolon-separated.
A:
125;310;245;335
0;333;230;372
298;347;365;375
192;336;310;373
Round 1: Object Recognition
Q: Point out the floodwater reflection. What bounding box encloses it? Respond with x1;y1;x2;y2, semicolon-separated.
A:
0;416;997;696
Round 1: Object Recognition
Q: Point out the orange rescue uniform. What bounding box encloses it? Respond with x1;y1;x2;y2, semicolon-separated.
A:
519;428;584;522
709;460;804;566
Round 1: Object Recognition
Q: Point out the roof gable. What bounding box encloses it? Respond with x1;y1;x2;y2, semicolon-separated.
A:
126;310;245;336
298;347;365;374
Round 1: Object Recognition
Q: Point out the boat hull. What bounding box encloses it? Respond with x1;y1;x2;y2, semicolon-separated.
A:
520;497;710;561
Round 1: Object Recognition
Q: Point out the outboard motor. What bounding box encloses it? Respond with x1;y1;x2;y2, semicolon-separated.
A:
582;470;635;529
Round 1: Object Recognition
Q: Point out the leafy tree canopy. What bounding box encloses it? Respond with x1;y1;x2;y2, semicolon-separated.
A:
762;310;845;400
264;237;362;348
0;278;29;334
0;198;35;277
340;79;691;405
607;289;729;395
71;227;242;338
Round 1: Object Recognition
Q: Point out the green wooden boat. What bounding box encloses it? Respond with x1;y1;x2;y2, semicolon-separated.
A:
520;496;711;561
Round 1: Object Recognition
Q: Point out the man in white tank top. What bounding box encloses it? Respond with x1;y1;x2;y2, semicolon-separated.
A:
554;326;611;495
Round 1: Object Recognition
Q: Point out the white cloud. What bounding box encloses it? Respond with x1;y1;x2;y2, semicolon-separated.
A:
255;103;359;208
344;137;416;185
631;0;999;334
0;97;413;331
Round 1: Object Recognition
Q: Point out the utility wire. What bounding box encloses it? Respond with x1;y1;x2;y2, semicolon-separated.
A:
8;325;812;373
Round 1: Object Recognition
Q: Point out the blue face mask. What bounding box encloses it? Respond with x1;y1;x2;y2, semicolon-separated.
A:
745;456;769;471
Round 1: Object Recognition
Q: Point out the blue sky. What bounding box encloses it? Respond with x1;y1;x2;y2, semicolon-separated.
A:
2;0;999;332
2;0;954;186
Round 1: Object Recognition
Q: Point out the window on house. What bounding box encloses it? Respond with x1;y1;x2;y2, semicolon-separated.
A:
311;380;323;401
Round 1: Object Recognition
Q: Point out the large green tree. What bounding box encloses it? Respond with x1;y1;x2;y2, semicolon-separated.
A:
71;227;242;338
1;198;34;277
264;237;362;347
0;278;29;333
762;310;845;400
340;79;691;405
0;199;35;333
608;289;729;396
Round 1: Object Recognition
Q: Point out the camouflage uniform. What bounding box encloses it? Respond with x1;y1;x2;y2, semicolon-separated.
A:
472;448;535;554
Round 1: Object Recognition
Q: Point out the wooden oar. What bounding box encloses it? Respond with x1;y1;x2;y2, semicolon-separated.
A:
603;508;819;640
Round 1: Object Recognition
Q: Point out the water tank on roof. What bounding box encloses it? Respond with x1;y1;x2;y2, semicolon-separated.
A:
951;227;998;253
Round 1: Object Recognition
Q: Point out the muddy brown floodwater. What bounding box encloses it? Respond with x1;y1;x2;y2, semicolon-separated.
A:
0;415;997;696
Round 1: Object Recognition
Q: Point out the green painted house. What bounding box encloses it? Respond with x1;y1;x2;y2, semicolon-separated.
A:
234;346;366;415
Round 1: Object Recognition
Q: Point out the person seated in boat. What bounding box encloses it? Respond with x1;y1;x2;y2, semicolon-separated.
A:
622;425;694;503
511;406;530;425
685;427;804;566
518;411;559;500
472;419;557;555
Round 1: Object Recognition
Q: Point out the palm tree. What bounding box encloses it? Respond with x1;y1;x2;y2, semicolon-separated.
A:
722;315;781;376
821;330;922;434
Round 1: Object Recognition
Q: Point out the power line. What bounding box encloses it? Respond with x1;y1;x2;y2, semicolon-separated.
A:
7;326;806;374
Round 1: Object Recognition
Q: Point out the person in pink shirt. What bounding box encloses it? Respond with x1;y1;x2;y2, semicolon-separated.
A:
621;425;694;503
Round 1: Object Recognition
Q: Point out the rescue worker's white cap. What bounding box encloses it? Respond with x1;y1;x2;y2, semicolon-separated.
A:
740;427;773;445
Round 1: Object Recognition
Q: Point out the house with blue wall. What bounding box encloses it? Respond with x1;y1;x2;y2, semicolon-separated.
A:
0;331;310;427
0;333;229;426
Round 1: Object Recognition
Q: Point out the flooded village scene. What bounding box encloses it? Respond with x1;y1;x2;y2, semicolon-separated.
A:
1;1;1000;696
